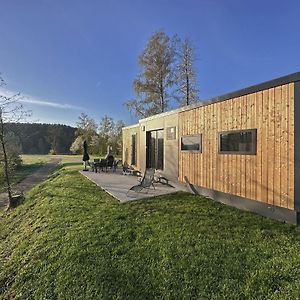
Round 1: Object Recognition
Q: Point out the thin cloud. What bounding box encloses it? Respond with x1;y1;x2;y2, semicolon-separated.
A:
0;88;84;111
19;97;83;110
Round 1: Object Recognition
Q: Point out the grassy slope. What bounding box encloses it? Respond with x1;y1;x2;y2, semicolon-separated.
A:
1;162;300;299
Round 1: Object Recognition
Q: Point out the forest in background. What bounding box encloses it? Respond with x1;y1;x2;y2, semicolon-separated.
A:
5;115;124;156
5;123;76;155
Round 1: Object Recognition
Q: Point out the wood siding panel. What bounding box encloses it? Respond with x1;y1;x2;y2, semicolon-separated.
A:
274;86;282;207
245;94;251;199
288;83;295;209
236;97;242;197
280;84;289;208
262;90;269;204
178;83;295;210
267;88;275;205
250;93;257;201
240;95;246;200
256;91;263;202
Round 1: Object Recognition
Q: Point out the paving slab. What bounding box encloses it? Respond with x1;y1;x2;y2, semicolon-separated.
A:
80;169;186;203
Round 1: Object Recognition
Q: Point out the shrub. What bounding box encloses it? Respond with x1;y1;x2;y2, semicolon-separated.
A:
49;149;57;155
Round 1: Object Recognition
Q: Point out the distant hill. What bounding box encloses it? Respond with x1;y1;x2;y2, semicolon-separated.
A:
5;123;76;154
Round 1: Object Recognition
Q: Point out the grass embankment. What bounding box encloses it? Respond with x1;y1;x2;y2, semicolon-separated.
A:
1;162;300;299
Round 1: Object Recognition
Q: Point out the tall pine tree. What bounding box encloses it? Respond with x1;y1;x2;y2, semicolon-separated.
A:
125;31;176;118
175;38;200;107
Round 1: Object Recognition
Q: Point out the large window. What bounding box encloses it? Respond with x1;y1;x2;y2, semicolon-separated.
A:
219;129;257;154
131;134;137;165
181;134;202;152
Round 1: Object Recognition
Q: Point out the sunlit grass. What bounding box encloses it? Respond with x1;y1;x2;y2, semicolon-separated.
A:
21;154;52;165
0;162;300;299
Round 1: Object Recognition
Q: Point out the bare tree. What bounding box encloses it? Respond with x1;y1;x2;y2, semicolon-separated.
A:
71;113;125;156
125;31;177;118
0;74;30;208
175;38;200;107
111;120;125;155
75;113;97;143
99;115;114;141
98;115;115;154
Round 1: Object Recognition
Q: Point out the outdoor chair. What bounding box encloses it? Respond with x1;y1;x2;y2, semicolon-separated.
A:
98;159;107;172
126;168;155;196
122;163;131;175
106;155;115;171
154;174;173;187
90;159;100;172
113;159;121;172
93;159;106;172
122;162;141;176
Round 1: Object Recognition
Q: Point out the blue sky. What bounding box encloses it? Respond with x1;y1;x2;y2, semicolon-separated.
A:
1;0;300;127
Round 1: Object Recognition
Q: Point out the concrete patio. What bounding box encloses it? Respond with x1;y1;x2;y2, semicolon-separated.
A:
80;169;186;202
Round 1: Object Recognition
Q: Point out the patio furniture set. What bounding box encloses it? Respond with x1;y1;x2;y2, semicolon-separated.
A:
88;156;172;196
89;156;121;173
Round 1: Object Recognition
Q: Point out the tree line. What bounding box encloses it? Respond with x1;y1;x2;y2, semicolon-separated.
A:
5;123;76;154
6;117;125;157
125;31;200;118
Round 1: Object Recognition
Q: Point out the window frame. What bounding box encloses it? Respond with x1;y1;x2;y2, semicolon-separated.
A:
131;133;137;166
180;134;202;153
218;129;257;155
166;126;177;140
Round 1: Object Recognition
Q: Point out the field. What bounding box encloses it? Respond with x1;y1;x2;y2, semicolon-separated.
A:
0;155;51;194
0;158;300;299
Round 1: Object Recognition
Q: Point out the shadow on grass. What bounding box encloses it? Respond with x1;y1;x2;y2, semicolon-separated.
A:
15;163;43;175
0;163;45;193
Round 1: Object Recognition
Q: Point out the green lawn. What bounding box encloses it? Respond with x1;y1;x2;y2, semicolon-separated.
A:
1;162;300;299
21;154;52;165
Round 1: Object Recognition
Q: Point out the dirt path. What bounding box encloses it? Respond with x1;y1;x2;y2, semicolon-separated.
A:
0;157;61;211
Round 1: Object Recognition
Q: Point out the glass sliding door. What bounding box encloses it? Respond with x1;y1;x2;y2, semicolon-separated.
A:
146;129;164;170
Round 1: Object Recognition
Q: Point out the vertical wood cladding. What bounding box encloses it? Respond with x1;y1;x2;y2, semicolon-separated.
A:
179;83;295;210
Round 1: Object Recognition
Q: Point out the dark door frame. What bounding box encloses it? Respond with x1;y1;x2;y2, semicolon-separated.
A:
146;129;164;170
